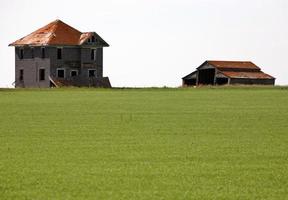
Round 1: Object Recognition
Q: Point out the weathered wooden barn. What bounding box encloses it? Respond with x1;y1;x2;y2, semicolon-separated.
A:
9;19;111;88
182;61;275;86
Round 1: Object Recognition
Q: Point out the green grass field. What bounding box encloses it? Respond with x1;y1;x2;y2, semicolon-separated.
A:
0;87;288;199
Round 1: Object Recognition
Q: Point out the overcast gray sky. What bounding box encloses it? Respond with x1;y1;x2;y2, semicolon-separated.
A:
0;0;287;87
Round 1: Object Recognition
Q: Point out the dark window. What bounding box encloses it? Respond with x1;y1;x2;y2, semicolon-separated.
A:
70;70;78;77
91;36;95;42
20;49;24;59
31;48;34;59
88;69;96;77
41;47;45;59
88;38;91;43
19;69;24;81
57;69;65;78
39;69;45;81
91;49;96;60
57;48;62;59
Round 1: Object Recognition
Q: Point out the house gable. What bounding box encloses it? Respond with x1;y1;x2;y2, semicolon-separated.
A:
182;71;197;80
197;61;215;70
80;32;109;47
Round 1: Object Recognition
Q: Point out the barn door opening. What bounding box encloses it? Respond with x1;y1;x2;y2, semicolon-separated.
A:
197;68;215;85
216;77;228;85
184;79;196;86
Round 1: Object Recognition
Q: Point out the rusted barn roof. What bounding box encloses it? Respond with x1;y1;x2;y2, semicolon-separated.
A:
9;19;109;46
220;71;275;79
183;60;275;81
207;61;260;70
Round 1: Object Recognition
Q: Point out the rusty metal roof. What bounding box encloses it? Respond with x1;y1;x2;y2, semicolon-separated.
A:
207;60;260;70
9;19;108;46
220;71;275;79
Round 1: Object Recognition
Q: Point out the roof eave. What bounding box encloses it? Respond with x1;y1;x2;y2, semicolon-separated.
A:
182;70;197;79
196;61;209;70
230;77;275;79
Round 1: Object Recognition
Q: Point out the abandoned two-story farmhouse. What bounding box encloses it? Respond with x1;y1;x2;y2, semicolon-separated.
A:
182;61;275;86
9;19;111;88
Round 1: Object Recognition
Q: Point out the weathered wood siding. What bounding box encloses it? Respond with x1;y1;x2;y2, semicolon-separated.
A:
15;47;50;88
14;46;106;88
230;78;275;85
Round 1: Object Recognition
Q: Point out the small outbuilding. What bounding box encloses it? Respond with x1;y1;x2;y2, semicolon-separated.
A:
182;60;275;86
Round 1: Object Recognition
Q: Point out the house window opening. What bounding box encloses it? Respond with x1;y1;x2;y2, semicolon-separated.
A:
57;68;65;78
70;70;78;77
88;69;96;77
91;49;96;60
91;36;95;43
31;48;34;59
39;69;45;81
57;48;62;59
41;47;45;59
19;69;24;81
20;49;24;59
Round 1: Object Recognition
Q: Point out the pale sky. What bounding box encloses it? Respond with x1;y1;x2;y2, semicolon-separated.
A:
0;0;287;87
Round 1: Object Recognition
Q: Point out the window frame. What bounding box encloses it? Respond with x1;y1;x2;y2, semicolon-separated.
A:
70;70;78;77
88;69;96;78
20;48;24;59
57;47;62;60
31;47;34;59
19;69;24;81
41;47;45;59
56;68;65;78
39;68;45;81
90;48;97;61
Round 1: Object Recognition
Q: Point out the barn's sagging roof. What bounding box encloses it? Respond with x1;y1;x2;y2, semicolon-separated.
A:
220;71;274;79
206;60;260;70
9;19;109;47
184;60;275;80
